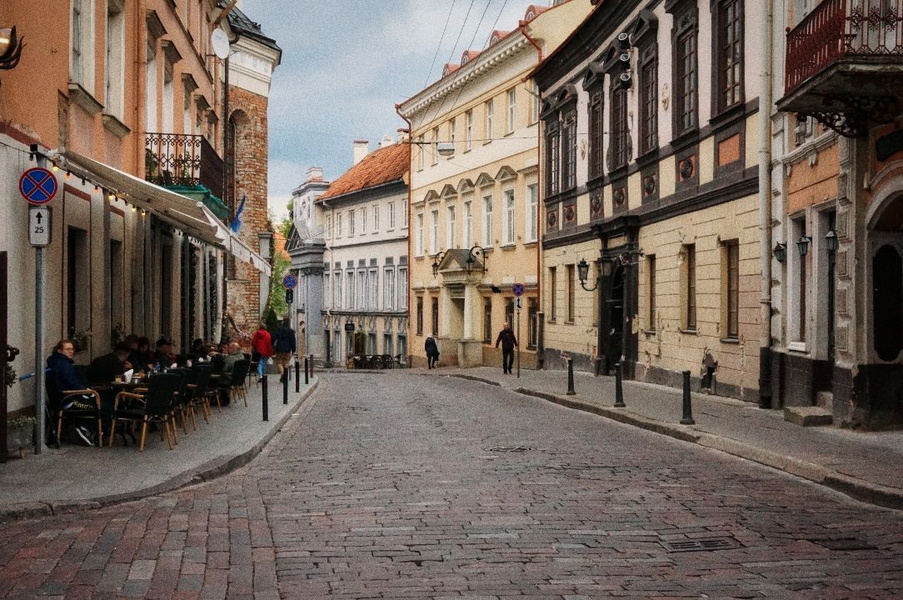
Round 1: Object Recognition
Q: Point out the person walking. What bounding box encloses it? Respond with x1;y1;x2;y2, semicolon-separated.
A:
424;335;440;369
495;322;518;374
251;322;273;381
273;318;297;382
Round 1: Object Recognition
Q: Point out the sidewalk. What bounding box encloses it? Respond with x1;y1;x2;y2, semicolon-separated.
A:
436;366;903;511
0;374;319;521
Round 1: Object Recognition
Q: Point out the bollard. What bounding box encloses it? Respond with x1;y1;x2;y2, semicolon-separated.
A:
614;362;626;407
566;358;576;395
295;358;301;393
261;374;269;421
680;370;695;424
304;357;309;385
282;367;289;405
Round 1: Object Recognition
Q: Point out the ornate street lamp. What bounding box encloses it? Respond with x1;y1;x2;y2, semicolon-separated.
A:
796;235;812;257
0;26;24;71
773;242;787;263
465;244;486;273
431;251;446;277
577;258;598;291
825;229;838;252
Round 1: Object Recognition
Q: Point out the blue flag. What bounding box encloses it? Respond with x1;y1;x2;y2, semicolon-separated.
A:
230;195;246;233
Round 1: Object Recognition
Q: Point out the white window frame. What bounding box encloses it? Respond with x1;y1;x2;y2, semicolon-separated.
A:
415;213;424;256
503;189;515;246
507;88;516;134
465;110;474;150
526;184;538;243
368;268;378;309
383;268;396;310
447;205;457;249
398;267;408;309
349;209;356;236
485;99;494;143
334;269;343;309
106;0;125;118
372;205;379;233
464;199;473;248
483;194;493;248
72;0;96;90
430;209;439;254
388;202;396;230
360;207;367;235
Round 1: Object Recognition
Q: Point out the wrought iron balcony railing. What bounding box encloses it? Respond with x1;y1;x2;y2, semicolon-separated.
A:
145;133;224;200
786;0;903;93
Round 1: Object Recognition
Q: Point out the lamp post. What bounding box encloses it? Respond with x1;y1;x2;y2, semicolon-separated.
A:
578;254;615;375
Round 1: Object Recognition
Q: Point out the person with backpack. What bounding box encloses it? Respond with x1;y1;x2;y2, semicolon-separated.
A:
272;318;296;382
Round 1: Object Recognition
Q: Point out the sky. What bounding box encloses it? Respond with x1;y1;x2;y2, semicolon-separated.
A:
237;0;547;220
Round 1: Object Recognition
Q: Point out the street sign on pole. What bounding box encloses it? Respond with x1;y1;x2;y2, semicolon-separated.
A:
512;282;525;297
282;273;298;289
28;206;51;247
285;288;294;304
19;167;58;205
515;296;522;310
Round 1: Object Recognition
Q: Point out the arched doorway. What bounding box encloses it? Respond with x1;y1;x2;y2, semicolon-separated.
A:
606;264;625;365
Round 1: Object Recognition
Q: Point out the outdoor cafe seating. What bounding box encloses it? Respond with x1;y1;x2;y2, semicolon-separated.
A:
108;372;182;451
45;372;104;449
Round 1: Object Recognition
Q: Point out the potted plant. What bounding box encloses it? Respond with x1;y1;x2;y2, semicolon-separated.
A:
7;415;35;458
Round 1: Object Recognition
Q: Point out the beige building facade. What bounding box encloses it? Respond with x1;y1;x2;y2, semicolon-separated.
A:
398;0;593;369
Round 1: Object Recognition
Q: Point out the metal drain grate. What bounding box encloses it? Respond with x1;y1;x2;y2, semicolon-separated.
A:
659;536;743;553
487;445;532;453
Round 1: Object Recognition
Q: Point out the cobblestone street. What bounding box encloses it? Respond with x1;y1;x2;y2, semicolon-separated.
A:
2;372;903;598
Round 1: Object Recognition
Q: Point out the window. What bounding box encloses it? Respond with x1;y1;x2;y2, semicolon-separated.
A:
449;117;456;151
485;98;494;142
464;200;474;247
562;111;577;189
549;266;557;322
145;39;157;132
566;264;575;323
527;298;538;349
639;45;658;155
349;209;356;235
683;244;697;330
647;255;657;330
546;124;560;195
334;269;342;309
610;87;629;169
431;297;439;335
588;90;604;179
416;296;424;335
465;109;474;150
72;0;95;90
447;205;456;248
106;0;125;118
384;268;396;310
483;194;493;247
369;268;379;309
357;269;367;310
530;82;540;124
793;219;809;343
337;212;343;237
372;205;379;233
507;88;517;133
483;298;493;343
416;134;425;170
326;215;333;240
431;127;439;164
388;202;396;230
398;266;408;309
415;213;424;256
526;184;538;243
673;5;699;134
503;189;515;245
715;0;744;113
346;270;355;310
724;241;739;338
505;299;515;335
430;209;439;254
402;199;408;228
324;272;331;310
360;207;367;235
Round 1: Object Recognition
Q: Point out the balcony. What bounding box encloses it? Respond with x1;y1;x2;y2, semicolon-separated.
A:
778;0;903;136
145;133;224;200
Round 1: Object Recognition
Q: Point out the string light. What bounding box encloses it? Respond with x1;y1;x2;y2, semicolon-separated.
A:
51;163;59;172
65;171;72;180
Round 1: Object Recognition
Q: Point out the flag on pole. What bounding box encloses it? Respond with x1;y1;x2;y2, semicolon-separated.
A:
230;195;246;233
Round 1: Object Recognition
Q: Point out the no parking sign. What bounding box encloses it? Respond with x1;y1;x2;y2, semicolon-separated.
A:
19;167;58;205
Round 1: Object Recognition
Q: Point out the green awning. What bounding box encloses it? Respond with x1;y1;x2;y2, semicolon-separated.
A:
164;184;230;220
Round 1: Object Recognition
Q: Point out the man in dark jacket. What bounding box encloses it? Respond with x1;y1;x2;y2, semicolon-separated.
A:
46;339;95;445
494;322;518;374
272;318;296;382
424;336;439;369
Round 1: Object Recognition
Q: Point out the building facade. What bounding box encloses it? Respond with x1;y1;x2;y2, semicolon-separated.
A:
772;0;903;427
397;0;594;369
318;140;410;367
534;0;766;400
0;1;274;426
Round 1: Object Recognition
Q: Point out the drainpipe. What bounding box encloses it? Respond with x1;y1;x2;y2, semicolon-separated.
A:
758;0;775;408
520;20;544;369
395;105;413;366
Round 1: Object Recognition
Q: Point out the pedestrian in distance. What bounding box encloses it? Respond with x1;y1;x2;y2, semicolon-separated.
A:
273;318;296;382
251;322;273;381
424;335;440;369
495;322;518;374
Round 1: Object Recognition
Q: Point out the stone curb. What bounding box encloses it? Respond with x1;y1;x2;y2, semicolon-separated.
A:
453;374;903;512
0;379;319;522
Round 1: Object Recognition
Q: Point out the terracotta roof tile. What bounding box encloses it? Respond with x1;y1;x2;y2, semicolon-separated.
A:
319;143;409;201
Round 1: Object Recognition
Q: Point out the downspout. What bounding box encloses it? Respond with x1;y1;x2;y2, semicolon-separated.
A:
395;105;413;367
758;0;775;408
520;20;544;369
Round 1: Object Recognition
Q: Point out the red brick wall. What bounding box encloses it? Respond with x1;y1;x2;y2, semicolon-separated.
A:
228;86;270;336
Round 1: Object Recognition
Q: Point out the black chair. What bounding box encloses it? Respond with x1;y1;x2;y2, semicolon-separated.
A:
109;372;182;451
186;365;214;423
228;359;251;407
45;371;103;448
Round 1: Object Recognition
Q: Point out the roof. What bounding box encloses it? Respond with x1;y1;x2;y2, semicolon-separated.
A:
225;3;281;53
318;143;410;201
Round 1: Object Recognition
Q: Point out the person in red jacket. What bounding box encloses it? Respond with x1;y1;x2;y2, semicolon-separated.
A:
250;322;272;380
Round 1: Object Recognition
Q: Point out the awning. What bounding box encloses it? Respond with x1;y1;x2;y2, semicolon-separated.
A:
60;148;270;276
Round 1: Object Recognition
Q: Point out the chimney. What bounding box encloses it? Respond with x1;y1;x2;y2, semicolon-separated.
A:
353;140;369;165
306;166;324;182
379;134;395;148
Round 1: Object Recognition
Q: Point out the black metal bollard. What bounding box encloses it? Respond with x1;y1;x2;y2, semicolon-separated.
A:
295;358;301;393
304;357;309;385
261;374;269;421
566;358;576;395
282;367;289;405
614;362;626;407
680;370;695;425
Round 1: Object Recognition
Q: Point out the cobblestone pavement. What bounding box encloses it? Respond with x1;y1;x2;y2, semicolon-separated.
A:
2;372;903;599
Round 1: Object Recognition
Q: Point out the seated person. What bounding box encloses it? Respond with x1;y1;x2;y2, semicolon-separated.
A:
88;343;133;435
129;336;153;372
153;337;177;369
46;339;95;445
213;341;246;405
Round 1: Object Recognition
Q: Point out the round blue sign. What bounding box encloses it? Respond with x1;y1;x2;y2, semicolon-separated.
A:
19;167;58;205
512;283;525;297
282;274;298;289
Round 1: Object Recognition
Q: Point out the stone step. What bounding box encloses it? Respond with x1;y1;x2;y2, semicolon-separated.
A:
784;406;834;427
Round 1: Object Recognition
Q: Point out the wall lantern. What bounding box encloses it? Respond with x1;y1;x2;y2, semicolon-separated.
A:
0;26;24;71
431;251;446;277
825;229;838;252
773;242;787;263
577;258;599;291
797;235;812;257
465;244;486;274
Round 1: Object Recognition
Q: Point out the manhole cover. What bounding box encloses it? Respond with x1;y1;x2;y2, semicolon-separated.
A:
811;538;876;551
487;445;532;453
659;537;743;553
